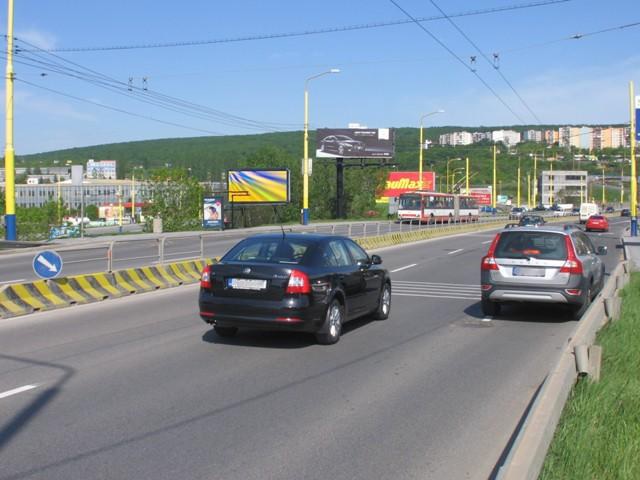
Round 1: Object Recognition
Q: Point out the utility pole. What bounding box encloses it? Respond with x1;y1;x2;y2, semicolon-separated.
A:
3;0;16;239
492;144;497;208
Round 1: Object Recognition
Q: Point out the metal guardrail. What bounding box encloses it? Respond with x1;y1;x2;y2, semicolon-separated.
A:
5;216;512;274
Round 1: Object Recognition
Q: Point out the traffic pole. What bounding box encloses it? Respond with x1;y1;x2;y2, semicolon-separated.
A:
630;81;638;236
3;0;16;240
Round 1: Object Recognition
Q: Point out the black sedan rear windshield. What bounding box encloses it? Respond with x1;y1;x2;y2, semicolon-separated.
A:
222;237;314;264
495;231;567;260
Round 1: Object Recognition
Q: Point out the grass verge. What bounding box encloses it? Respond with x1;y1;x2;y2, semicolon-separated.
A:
539;273;640;480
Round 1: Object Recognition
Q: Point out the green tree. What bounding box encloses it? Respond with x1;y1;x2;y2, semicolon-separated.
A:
145;168;203;232
85;204;99;221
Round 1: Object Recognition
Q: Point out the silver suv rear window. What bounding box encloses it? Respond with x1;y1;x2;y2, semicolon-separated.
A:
495;231;567;260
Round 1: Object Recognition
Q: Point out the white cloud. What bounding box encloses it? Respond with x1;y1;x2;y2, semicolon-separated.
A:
15;28;57;50
446;56;640;125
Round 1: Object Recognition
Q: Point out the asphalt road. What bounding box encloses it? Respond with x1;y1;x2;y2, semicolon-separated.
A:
0;219;625;480
0;216;508;284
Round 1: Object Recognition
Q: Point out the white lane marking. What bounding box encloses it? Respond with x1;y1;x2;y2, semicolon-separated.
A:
391;263;417;273
0;384;38;400
394;293;479;300
482;240;492;244
0;279;25;285
448;248;464;255
394;281;478;288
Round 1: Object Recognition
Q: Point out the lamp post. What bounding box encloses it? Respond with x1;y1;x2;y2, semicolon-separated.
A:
602;168;606;206
446;158;462;193
419;110;444;190
630;81;637;236
302;68;340;225
492;144;497;208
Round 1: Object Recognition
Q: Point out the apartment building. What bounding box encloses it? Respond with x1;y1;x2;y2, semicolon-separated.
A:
539;170;588;205
86;159;117;179
439;131;474;146
492;129;521;146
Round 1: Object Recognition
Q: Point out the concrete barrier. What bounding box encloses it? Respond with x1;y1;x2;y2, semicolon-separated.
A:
0;258;215;320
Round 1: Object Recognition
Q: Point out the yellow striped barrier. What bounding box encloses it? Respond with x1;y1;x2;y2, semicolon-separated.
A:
0;258;216;320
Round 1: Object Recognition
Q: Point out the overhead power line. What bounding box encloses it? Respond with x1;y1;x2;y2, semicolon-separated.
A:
388;0;527;123
16;0;571;53
427;0;542;124
9;36;295;133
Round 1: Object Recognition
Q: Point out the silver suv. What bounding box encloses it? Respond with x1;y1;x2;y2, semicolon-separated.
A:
480;225;607;319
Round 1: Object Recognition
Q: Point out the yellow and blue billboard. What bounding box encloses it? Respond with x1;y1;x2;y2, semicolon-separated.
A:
227;169;290;205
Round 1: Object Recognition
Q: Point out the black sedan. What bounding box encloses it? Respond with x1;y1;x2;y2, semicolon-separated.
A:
518;214;546;226
199;233;391;344
319;135;366;156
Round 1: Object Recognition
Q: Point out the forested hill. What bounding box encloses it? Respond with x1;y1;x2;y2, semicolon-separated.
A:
15;124;625;180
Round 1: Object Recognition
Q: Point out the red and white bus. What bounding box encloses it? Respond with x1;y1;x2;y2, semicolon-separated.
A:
397;191;479;224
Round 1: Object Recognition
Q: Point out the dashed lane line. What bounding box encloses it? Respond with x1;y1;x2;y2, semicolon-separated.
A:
390;263;418;273
0;384;39;400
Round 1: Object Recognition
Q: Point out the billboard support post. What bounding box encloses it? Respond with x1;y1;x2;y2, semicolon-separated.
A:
336;158;345;219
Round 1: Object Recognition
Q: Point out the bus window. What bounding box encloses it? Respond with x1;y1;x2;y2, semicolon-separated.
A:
399;195;421;210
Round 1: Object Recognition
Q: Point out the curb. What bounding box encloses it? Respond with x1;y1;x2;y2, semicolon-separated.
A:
0;258;214;319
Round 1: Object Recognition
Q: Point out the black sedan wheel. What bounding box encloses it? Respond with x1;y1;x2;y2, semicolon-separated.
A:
214;326;238;337
372;283;391;320
316;300;343;345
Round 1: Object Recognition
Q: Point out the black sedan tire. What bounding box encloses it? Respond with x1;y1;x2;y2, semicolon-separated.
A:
316;300;344;345
372;282;391;320
214;326;238;337
481;299;501;317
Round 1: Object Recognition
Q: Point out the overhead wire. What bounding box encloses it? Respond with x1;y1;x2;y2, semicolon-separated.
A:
388;0;527;123
427;0;542;124
11;37;296;132
19;0;572;53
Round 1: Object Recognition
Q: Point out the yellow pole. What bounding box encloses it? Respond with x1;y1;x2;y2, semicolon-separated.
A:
57;175;61;223
630;81;637;236
302;88;309;224
517;164;521;208
4;0;16;240
549;161;554;205
446;160;450;193
533;155;537;207
602;168;605;206
465;157;469;194
131;174;135;221
527;173;531;209
419;120;424;190
492;144;497;208
118;186;123;233
621;167;624;204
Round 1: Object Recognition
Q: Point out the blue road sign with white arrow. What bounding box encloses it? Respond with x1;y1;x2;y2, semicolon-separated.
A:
32;250;63;279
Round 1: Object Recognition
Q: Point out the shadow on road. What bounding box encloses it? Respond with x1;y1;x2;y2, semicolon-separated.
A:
0;354;75;454
201;314;379;349
464;301;575;323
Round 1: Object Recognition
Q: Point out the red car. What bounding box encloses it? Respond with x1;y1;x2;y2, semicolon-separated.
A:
585;215;609;232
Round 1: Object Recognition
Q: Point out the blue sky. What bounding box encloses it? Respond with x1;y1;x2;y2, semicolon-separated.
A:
0;0;639;154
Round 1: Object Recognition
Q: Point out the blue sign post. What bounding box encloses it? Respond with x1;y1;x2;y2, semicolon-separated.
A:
32;250;63;279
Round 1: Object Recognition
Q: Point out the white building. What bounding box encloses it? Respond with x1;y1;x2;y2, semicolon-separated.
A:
523;130;543;143
439;131;473;146
492;129;521;146
539;170;588;206
86;159;117;179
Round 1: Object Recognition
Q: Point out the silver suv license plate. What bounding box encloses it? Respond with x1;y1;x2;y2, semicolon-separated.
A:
513;266;545;277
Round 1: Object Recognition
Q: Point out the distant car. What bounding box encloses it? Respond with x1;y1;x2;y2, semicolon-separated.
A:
198;233;391;344
621;208;631;217
481;225;607;319
585;215;609;232
605;206;615;213
533;205;547;212
572;207;580;215
480;206;497;214
319;135;366;156
579;203;599;224
518;214;546;227
509;207;525;220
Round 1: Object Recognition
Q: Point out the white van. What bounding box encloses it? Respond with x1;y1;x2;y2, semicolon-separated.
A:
579;203;599;223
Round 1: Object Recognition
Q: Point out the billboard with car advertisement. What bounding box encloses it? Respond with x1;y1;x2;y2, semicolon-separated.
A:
316;128;395;158
227;169;290;205
378;171;435;199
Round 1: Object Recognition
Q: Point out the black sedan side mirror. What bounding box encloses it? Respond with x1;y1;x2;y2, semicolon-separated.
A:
596;246;608;256
371;254;382;265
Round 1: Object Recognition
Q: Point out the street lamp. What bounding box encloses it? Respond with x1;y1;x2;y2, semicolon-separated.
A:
446;158;462;193
302;68;340;225
419;110;444;190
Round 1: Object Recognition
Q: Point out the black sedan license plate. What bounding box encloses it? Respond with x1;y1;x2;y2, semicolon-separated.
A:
513;266;545;277
227;278;267;290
